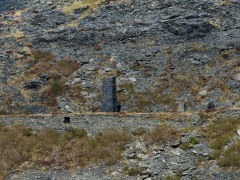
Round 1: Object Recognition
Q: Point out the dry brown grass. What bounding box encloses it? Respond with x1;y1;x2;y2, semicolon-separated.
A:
31;49;80;78
190;43;206;52
135;95;150;112
28;61;52;76
32;49;56;63
134;90;177;112
117;92;128;103
0;125;131;179
69;129;131;166
0;124;35;179
122;82;135;95
143;125;179;145
207;118;238;150
69;86;87;102
27;49;81;108
55;57;80;77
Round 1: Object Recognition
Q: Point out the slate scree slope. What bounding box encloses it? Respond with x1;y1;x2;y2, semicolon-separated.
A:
0;0;239;113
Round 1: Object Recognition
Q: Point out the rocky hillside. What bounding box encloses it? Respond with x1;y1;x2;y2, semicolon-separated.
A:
0;0;240;114
1;109;240;179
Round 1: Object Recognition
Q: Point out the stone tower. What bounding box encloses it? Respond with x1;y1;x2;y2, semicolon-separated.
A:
100;76;119;112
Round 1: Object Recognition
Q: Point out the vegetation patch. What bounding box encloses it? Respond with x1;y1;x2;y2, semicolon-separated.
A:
62;0;101;13
26;49;81;108
141;113;168;122
0;124;131;179
30;50;80;79
143;125;179;145
218;140;240;167
41;79;69;107
123;166;147;176
134;89;177;112
179;137;200;150
203;117;240;167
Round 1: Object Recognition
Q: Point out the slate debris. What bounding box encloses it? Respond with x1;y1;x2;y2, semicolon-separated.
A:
0;0;28;13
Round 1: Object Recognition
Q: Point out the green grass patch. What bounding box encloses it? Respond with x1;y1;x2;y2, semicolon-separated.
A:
204;117;240;167
218;140;240;167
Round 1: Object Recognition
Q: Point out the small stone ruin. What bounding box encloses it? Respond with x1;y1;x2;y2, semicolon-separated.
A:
207;101;215;110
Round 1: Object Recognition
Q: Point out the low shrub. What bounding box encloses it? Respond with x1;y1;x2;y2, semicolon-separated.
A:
41;79;69;107
179;142;192;150
179;137;200;150
189;137;200;145
32;49;56;63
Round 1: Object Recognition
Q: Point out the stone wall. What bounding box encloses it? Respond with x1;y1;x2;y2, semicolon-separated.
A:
1;108;239;135
0;112;202;135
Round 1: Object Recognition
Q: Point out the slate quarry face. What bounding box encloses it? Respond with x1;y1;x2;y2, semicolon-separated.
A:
0;0;28;12
101;77;118;112
0;0;240;113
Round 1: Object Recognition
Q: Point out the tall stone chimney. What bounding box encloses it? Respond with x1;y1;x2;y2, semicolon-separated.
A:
100;76;119;112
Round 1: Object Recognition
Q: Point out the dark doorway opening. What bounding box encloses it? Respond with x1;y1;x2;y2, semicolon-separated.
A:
63;117;70;124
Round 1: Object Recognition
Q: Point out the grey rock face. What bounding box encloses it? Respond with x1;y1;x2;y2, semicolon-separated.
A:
0;0;240;113
192;143;213;157
0;0;28;13
22;105;47;114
